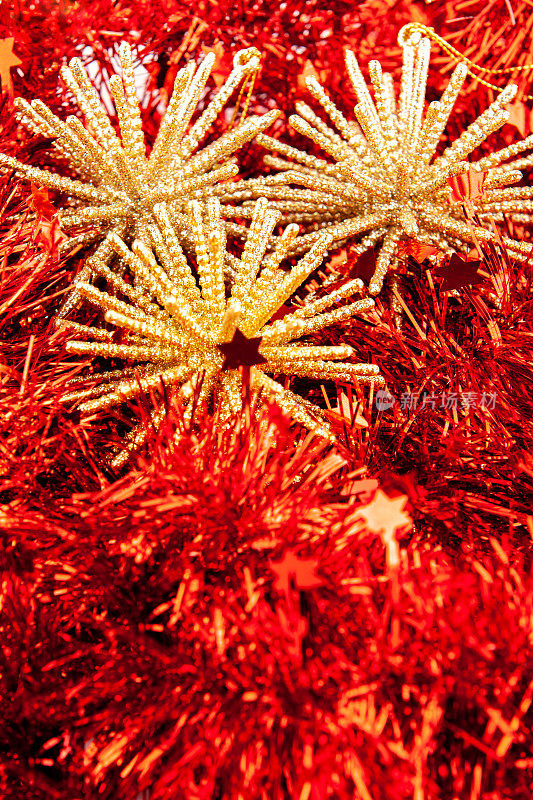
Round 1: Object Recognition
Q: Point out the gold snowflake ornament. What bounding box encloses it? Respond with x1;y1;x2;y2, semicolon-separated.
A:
239;25;533;295
62;198;383;468
0;43;278;317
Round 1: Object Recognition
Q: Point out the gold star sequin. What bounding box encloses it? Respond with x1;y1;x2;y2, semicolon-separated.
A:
230;26;533;295
61;198;383;468
0;43;278;317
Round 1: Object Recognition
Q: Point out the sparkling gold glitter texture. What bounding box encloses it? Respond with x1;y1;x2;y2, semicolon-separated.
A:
229;27;533;295
0;43;278;317
62;198;383;467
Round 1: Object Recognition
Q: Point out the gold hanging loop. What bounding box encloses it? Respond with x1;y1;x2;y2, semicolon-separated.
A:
399;22;533;100
229;47;261;129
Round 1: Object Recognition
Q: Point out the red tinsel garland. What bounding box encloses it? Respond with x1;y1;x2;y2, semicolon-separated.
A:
3;403;533;799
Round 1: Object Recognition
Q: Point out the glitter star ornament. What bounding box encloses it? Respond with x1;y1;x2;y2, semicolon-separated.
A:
240;25;533;295
62;198;383;468
0;42;278;317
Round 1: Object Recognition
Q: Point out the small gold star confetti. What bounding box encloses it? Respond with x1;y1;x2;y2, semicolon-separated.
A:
61;197;383;468
0;43;278;317
232;25;533;295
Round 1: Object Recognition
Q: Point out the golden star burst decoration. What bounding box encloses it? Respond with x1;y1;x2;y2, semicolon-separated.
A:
231;26;533;295
61;198;383;468
0;42;278;318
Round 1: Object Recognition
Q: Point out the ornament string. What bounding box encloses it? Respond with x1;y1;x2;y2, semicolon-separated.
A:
400;22;533;100
230;52;260;128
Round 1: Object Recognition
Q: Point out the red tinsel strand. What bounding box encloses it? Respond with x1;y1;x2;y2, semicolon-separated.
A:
2;403;532;797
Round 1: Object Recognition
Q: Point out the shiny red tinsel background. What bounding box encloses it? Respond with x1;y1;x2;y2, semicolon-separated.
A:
1;1;533;798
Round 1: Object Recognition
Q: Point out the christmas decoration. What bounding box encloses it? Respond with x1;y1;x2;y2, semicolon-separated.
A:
434;252;483;292
0;41;277;318
238;25;533;295
61;197;382;467
1;4;533;799
3;404;533;799
435;0;533;100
